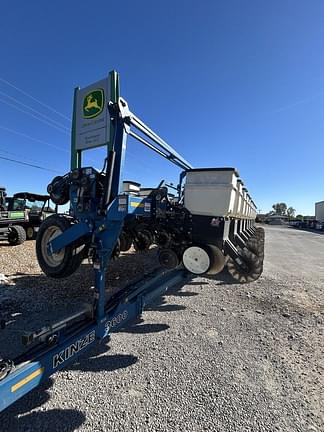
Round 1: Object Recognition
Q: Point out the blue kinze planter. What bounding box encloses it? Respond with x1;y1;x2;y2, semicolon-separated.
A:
0;72;264;412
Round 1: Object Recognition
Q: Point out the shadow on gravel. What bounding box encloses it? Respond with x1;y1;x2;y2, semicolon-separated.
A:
146;304;186;312
185;281;209;286
166;290;199;297
67;340;138;373
1;408;86;432
145;292;187;313
5;247;159;295
71;352;138;373
119;322;170;334
0;378;86;431
1;341;139;429
205;270;240;285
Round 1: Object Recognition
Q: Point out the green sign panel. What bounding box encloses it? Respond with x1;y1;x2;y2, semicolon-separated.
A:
75;77;111;151
82;89;104;119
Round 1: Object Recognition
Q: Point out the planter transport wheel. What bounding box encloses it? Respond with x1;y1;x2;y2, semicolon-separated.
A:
8;225;26;246
36;214;85;278
227;249;263;284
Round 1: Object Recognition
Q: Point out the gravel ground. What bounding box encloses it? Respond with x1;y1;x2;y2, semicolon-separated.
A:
0;225;323;431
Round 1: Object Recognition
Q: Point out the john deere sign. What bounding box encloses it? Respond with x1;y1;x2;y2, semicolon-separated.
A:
75;77;111;150
83;89;104;119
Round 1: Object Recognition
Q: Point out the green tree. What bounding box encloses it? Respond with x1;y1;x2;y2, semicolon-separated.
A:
296;214;304;221
287;207;296;220
272;202;287;215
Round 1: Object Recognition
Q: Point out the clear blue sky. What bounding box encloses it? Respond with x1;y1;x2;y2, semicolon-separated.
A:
1;0;323;215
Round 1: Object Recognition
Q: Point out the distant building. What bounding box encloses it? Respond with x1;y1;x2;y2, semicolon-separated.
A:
255;213;268;223
266;214;289;225
315;201;324;223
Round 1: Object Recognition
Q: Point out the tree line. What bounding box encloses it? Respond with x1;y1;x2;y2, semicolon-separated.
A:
272;203;303;220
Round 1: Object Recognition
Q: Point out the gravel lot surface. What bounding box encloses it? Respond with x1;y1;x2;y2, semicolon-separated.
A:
0;225;323;431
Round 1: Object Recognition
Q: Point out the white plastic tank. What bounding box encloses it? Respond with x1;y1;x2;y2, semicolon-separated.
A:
242;188;248;218
315;201;324;222
184;168;239;217
246;194;252;219
123;181;141;195
233;179;244;218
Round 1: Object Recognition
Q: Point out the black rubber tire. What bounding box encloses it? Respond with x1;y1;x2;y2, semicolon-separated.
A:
227;249;263;284
133;229;153;251
36;214;85;278
112;238;121;259
8;225;26;245
158;249;180;269
247;237;264;259
25;226;35;240
155;230;171;248
119;231;133;252
255;227;265;239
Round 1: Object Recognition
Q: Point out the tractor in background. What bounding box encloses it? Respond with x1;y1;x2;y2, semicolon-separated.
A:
6;192;57;239
0;186;27;245
0;188;57;245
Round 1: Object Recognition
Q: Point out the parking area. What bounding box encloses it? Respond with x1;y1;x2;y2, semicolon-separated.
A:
0;225;323;431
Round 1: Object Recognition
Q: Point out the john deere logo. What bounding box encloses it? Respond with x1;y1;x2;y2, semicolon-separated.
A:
83;89;104;119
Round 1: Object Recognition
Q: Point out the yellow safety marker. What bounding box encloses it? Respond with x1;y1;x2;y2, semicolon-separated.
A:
11;367;44;393
130;202;144;208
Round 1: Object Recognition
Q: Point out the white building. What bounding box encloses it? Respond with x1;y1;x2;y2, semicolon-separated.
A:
315;201;324;223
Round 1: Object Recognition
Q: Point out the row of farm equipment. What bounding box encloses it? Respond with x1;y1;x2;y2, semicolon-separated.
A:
0;71;264;411
290;202;324;231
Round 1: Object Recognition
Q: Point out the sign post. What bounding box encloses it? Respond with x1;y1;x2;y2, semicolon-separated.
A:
70;71;120;170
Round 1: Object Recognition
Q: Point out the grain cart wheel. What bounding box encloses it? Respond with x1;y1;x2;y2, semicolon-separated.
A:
227;249;263;284
25;226;35;240
8;225;26;245
36;215;85;278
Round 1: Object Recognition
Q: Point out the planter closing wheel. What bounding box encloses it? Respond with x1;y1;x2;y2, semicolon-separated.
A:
227;249;263;284
158;249;180;269
206;245;225;275
36;214;86;278
182;245;225;275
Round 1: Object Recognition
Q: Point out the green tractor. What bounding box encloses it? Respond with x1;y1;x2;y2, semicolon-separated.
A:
0;188;57;245
0;187;27;245
5;191;57;240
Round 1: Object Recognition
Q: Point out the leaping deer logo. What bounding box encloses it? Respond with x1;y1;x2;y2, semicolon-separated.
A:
83;89;104;118
84;94;101;112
